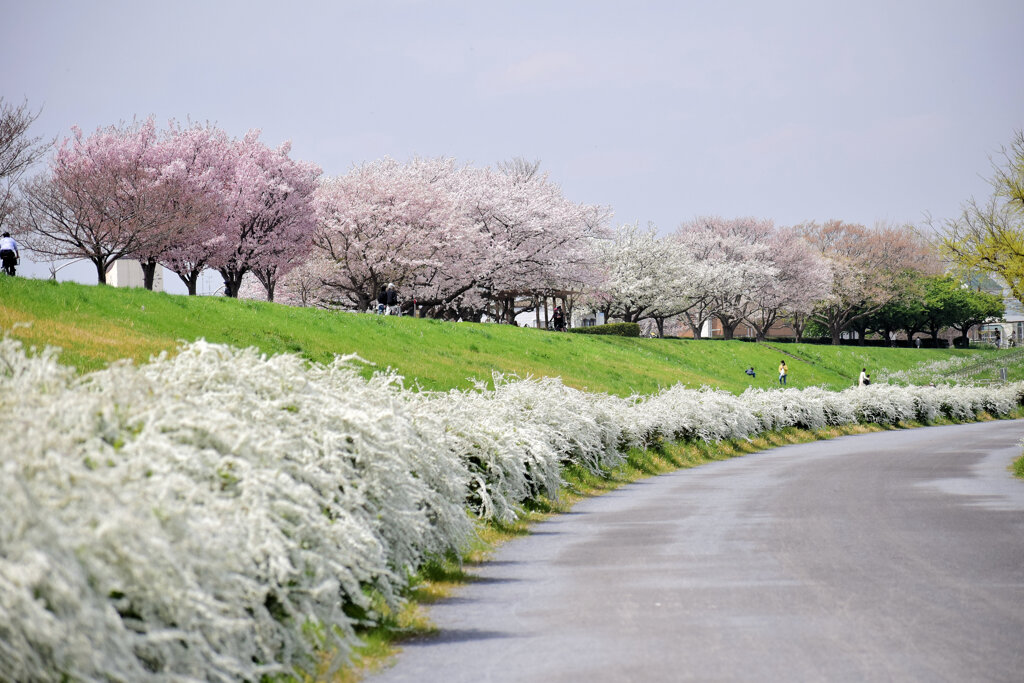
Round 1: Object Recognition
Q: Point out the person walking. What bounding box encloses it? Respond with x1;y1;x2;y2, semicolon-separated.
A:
0;232;19;276
385;283;400;315
778;360;787;386
552;305;566;332
859;367;869;387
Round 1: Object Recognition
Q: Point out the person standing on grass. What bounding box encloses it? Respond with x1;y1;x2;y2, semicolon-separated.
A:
778;360;787;386
552;305;566;332
859;367;869;386
385;283;400;315
0;232;19;276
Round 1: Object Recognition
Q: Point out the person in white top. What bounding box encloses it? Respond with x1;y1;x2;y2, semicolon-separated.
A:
858;367;869;386
0;232;19;276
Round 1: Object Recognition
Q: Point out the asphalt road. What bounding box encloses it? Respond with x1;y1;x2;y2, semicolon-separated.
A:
369;420;1024;682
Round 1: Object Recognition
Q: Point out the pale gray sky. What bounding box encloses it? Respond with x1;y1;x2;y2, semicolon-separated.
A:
2;0;1023;290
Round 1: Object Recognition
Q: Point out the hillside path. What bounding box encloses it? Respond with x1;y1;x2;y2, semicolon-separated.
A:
368;420;1024;682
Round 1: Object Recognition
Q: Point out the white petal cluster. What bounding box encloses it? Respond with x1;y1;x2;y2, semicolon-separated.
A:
2;337;1021;680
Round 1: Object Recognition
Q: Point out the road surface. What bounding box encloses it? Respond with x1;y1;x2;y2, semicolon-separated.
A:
369;420;1024;682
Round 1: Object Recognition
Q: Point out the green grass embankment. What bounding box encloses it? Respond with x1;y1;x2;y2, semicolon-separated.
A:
0;276;1005;395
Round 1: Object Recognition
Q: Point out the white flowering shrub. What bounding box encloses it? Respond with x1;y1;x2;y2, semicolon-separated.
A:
2;336;1022;680
878;356;973;385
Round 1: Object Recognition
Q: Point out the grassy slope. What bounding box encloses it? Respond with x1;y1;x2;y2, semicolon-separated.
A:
0;276;1001;396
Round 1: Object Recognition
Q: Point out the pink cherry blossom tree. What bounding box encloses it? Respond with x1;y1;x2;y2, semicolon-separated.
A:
148;122;234;295
313;157;474;312
311;157;607;321
461;162;609;323
799;220;934;344
210;132;320;299
744;227;832;341
21;118;168;285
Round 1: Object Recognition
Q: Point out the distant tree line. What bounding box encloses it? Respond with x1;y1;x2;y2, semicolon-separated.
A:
0;99;1015;344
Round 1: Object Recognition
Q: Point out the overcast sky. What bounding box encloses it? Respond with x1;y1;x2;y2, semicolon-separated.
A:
3;0;1023;290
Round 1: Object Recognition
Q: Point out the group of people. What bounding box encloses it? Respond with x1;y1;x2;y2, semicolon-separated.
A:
373;285;569;330
745;361;789;385
0;232;19;277
745;361;873;388
376;283;400;315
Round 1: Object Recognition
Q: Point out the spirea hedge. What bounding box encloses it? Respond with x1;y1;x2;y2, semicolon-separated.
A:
1;338;1021;681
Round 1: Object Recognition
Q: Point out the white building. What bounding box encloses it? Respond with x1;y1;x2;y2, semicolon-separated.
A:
107;260;164;291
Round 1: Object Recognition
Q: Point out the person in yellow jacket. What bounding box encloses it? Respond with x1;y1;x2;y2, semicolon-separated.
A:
778;360;787;386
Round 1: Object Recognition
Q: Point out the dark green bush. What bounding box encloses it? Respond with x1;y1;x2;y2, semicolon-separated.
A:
568;322;640;337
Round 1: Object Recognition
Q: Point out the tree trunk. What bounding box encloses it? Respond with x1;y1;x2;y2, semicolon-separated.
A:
720;316;740;340
829;322;843;345
170;266;202;295
790;312;807;343
684;312;704;339
96;260;108;285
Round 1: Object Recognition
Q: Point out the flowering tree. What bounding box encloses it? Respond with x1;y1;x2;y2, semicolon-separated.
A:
21;119;169;285
669;218;750;338
675;217;778;339
591;223;682;329
462;163;609;322
146;123;234;295
745;227;832;341
210;132;320;299
0;98;50;234
311;158;607;321
313;157;473;311
800;220;934;344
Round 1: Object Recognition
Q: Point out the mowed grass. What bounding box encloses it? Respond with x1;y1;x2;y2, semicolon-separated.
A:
0;276;1002;396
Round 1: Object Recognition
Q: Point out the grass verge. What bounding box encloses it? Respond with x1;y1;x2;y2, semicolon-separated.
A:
1;276;1007;395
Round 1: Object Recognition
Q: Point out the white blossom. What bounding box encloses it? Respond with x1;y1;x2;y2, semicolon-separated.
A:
1;336;1021;680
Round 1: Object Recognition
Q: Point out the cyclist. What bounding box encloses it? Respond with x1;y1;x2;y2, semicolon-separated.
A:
0;232;19;276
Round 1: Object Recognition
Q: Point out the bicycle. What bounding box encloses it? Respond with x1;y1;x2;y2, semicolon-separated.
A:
0;255;16;277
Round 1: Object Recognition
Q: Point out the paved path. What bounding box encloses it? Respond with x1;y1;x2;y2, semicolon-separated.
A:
369;420;1024;682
